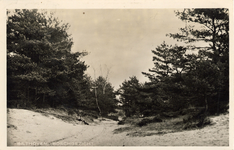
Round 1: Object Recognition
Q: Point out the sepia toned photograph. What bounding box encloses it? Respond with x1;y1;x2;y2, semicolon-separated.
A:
6;5;230;148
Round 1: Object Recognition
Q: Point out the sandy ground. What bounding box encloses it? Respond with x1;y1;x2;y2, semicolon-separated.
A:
7;108;229;146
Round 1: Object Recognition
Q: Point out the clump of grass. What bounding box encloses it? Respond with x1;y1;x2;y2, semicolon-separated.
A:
113;127;132;134
106;115;119;121
127;131;170;137
7;124;17;130
161;111;180;118
118;120;125;125
118;117;142;125
114;115;185;137
115;110;217;137
32;108;97;125
137;116;162;127
182;114;212;130
182;107;212;130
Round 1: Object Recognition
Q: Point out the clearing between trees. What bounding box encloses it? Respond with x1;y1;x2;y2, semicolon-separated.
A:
7;9;229;148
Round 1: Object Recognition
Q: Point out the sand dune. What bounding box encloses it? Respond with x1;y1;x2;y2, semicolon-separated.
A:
7;108;229;146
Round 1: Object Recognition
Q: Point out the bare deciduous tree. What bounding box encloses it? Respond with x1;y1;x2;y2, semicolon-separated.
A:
92;67;102;117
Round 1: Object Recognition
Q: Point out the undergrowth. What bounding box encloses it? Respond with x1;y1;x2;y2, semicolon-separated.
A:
114;113;214;137
31;108;97;125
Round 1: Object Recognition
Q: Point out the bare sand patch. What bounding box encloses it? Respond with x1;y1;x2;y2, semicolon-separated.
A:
7;109;229;146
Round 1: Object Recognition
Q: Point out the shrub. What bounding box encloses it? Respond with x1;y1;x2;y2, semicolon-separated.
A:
183;112;211;129
67;109;76;116
142;110;154;117
137;119;150;126
137;117;162;127
118;120;125;125
107;115;119;121
153;116;163;122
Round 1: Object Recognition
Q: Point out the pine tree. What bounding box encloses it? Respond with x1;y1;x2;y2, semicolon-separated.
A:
142;9;229;114
169;8;229;114
118;76;142;117
7;9;88;108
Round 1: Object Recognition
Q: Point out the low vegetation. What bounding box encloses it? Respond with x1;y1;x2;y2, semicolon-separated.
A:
115;107;216;137
30;107;99;125
137;117;162;127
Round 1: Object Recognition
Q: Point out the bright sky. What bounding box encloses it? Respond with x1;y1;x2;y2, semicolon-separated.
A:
51;9;186;90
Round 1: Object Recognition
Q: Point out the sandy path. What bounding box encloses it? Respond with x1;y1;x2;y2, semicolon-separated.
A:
57;114;229;146
7;109;229;146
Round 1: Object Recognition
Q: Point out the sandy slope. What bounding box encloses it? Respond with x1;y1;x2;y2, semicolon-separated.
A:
7;108;229;146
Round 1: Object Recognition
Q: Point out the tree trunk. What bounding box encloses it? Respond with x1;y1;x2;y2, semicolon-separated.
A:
217;90;220;115
43;93;45;103
103;83;107;95
205;96;208;113
94;87;102;117
34;87;37;103
27;85;29;107
52;99;54;108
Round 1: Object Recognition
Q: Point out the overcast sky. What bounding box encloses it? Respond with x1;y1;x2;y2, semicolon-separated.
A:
51;9;186;89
